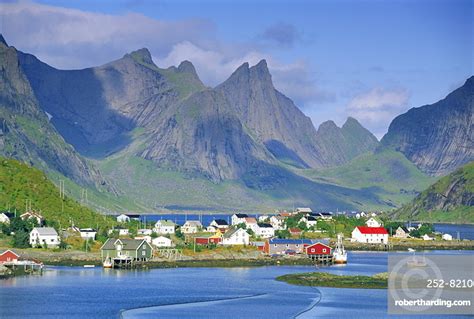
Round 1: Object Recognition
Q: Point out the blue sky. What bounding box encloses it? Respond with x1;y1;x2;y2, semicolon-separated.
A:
1;0;472;137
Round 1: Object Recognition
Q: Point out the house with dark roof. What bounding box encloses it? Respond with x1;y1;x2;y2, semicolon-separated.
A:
264;238;316;255
222;228;249;245
393;226;410;238
100;238;153;262
231;213;249;225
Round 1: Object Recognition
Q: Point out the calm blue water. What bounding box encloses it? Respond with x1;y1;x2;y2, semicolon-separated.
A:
432;223;474;240
0;250;472;318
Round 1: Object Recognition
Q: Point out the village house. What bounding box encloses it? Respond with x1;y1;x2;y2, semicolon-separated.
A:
137;229;153;236
181;220;202;234
295;207;312;214
79;228;97;240
393;226;410;239
312;212;333;220
222;228;249;245
134;235;152;243
442;233;453;241
0;250;20;264
195;231;223;245
108;227;129;236
305;242;332;257
258;215;270;223
264;238;314;255
101;238;153;261
152;236;173;247
210;219;229;229
0;211;14;224
289;228;302;237
299;216;317;228
20;211;44;225
231;213;248;225
269;215;285;230
422;234;434;241
153;220;175;234
244;217;259;232
29;227;60;248
351;226;388;244
255;223;275;238
116;214;140;223
366;217;383;228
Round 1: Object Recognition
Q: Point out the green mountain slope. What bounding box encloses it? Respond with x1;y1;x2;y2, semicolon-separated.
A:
0;157;113;228
392;161;474;223
300;150;436;209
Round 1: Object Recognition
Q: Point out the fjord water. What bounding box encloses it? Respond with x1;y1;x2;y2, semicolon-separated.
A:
1;251;473;318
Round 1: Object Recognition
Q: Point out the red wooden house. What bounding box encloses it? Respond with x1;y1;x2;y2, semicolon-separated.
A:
305;242;332;256
0;250;20;264
195;237;222;245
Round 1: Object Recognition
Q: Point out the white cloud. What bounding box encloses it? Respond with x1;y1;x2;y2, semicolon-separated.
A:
346;87;410;138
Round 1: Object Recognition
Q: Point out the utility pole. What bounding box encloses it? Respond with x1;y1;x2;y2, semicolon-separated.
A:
59;180;65;214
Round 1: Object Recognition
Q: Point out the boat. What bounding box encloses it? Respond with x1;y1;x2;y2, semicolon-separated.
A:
407;248;416;252
83;265;95;268
102;257;113;269
333;233;348;264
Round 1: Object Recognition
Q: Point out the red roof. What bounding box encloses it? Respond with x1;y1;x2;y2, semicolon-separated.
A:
356;226;388;234
289;228;302;233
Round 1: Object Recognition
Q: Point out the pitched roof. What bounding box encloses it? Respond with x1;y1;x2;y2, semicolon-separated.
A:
289;228;302;233
213;219;228;226
101;238;147;250
223;227;245;239
257;223;273;228
244;217;257;223
268;238;314;245
306;216;317;221
356;226;388;234
234;213;248;218
0;249;20;257
156;220;175;226
32;227;58;236
183;220;202;227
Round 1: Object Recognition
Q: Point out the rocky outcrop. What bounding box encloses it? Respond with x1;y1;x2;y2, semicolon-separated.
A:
381;77;474;176
396;161;473;215
0;37;109;189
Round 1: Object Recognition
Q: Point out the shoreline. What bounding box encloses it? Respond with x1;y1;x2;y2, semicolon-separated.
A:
276;272;388;289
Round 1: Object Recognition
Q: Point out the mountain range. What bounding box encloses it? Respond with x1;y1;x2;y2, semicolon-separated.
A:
0;34;472;214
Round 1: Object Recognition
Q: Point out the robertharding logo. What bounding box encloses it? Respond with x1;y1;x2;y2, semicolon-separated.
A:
389;255;443;312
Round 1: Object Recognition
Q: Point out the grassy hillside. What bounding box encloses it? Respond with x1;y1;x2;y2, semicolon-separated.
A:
300;150;435;208
393;161;474;223
0;157;114;228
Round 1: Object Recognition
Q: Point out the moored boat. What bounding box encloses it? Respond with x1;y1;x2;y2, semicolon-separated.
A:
103;257;113;268
333;233;347;264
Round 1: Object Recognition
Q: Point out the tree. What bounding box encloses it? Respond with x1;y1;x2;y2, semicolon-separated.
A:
175;228;184;239
275;229;290;239
12;230;30;248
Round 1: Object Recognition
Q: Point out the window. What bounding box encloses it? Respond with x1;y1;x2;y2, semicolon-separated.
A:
142;251;146;256
322;248;327;253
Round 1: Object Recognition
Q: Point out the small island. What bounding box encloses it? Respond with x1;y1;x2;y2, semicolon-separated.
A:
276;272;388;289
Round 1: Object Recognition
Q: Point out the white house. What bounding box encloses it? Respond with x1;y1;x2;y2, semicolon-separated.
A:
138;229;153;236
258;215;270;223
79;228;97;240
269;215;285;230
116;214;130;223
351;226;388;244
181;221;202;234
153;220;175;234
231;213;248;225
108;227;129;236
20;211;44;225
152;236;173;248
0;213;11;224
442;233;453;241
366;217;383;228
299;216;317;228
244;217;259;232
295;207;312;214
255;223;275;238
29;227;60;248
210;219;229;229
422;234;434;241
134;235;152;243
393;226;410;239
222;228;249;245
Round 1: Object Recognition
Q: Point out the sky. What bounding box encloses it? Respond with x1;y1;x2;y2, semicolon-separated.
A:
0;0;472;138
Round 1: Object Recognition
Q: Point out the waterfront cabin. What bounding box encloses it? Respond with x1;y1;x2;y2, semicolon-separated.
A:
29;227;60;248
79;228;97;240
393;226;410;238
264;238;314;255
153;220;175;234
422;234;434;241
20;211;44;225
0;250;20;264
351;226;388;244
181;221;202;234
222;228;249;245
255;223;274;238
231;213;248;225
442;233;453;241
366;217;383;228
306;242;332;256
152;236;174;247
100;238;153;262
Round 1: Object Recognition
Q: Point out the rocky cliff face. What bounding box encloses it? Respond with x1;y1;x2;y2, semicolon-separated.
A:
0;37;108;189
381;77;474;176
395;161;473;216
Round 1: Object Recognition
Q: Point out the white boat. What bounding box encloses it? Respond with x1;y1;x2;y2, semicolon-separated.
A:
333;233;347;264
83;265;95;268
103;257;113;269
407;248;416;252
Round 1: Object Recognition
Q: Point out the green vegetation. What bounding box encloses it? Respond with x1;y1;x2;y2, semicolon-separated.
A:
393;161;474;223
0;157;115;229
301;150;435;208
276;272;388;289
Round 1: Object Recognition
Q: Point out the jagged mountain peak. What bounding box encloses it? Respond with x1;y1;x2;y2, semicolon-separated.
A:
125;47;154;66
343;116;361;127
177;60;197;73
0;34;7;47
318;120;339;132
